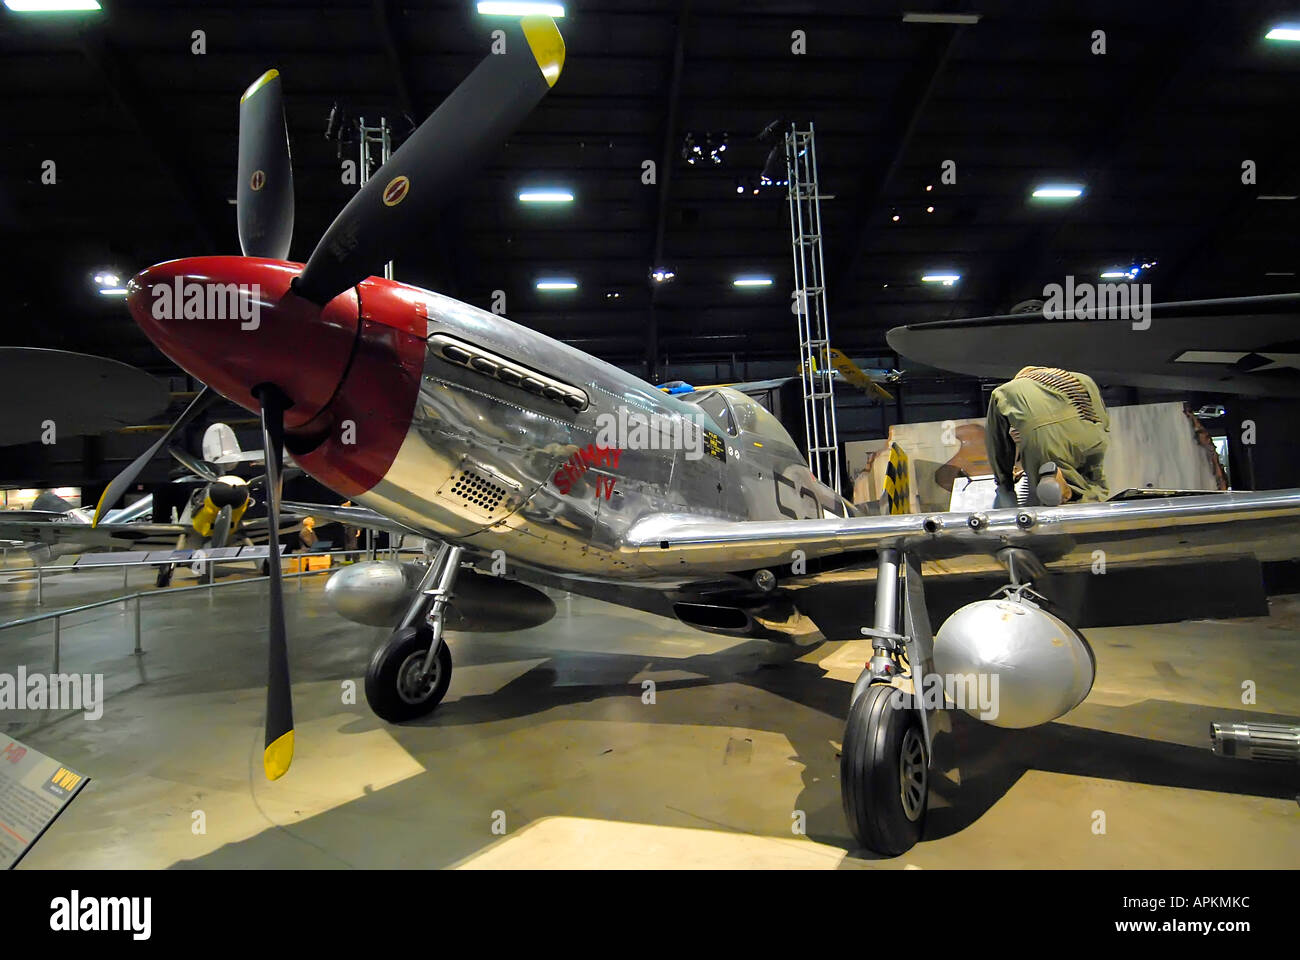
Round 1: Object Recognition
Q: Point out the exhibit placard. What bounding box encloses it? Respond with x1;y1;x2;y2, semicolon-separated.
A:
0;737;89;869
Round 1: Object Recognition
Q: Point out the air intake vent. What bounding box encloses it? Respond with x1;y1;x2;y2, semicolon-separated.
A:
448;469;508;515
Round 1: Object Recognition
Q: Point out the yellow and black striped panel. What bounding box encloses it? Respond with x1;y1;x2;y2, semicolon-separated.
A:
883;442;911;514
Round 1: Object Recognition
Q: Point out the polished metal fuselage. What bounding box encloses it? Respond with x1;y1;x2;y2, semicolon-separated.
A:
351;289;852;580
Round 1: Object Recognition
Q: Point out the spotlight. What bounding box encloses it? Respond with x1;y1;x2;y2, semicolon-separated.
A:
926;206;934;213
5;1;102;10
518;189;574;203
477;2;565;16
761;143;785;184
1031;184;1084;200
651;268;675;283
706;132;728;165
92;270;122;291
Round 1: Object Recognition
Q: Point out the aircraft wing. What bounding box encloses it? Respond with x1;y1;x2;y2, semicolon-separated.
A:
0;517;187;548
0;511;297;549
885;293;1300;397
620;489;1300;576
280;501;428;539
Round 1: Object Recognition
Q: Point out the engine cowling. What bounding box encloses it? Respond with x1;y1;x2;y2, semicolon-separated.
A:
932;594;1095;728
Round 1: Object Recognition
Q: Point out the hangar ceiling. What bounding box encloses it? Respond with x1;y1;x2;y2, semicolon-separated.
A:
2;0;1298;379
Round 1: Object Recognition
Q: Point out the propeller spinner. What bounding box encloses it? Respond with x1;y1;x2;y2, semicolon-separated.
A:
105;16;567;781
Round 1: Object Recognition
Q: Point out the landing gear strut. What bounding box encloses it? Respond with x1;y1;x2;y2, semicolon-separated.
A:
842;547;942;856
365;542;463;723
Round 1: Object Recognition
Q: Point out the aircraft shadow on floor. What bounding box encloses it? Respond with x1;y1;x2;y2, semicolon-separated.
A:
319;637;1298;858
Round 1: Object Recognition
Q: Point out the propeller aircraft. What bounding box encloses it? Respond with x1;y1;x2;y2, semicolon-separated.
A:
91;15;1300;855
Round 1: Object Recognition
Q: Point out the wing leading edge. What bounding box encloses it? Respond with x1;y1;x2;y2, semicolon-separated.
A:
620;489;1300;575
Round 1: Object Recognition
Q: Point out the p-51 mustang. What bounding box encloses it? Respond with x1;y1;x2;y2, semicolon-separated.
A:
96;16;1300;855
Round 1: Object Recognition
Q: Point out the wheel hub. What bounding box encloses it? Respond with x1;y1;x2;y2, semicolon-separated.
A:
899;725;927;822
396;649;439;704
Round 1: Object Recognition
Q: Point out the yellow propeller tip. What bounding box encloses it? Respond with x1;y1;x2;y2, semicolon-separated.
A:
90;491;112;528
522;17;564;88
241;68;280;104
263;729;294;780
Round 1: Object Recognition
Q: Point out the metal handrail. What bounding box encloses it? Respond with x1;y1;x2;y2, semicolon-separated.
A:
1;549;423;674
4;547;422;606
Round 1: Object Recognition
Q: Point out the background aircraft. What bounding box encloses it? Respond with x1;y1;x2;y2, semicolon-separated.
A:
0;347;168;448
1;423;297;582
95;16;1300;856
886;293;1300;397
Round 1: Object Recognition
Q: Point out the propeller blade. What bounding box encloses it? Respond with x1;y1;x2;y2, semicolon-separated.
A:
167;444;221;482
92;386;217;526
256;385;294;780
237;69;295;260
295;17;564;304
212;504;233;549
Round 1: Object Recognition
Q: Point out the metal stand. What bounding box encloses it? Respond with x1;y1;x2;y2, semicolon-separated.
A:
784;122;841;491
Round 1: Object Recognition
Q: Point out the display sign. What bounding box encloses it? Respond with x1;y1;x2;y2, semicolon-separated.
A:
0;737;89;869
949;474;998;512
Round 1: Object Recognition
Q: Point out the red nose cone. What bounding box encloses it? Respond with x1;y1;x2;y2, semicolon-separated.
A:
126;257;359;429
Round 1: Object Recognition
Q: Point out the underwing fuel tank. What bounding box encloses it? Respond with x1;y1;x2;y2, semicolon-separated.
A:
932;594;1095;728
325;561;556;632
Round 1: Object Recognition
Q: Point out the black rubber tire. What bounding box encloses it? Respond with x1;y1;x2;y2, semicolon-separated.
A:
841;682;928;856
155;566;173;589
365;624;452;723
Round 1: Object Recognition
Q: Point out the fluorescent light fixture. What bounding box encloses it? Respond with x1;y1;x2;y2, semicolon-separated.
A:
1265;271;1296;277
733;276;773;287
536;279;577;291
902;12;981;24
477;2;565;16
1257;194;1298;200
1265;24;1300;41
1099;271;1128;279
1031;184;1084;199
97;287;128;296
518;189;573;203
4;0;101;9
921;273;960;286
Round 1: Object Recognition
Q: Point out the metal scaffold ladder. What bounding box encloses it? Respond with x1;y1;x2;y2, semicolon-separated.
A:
784;122;841;493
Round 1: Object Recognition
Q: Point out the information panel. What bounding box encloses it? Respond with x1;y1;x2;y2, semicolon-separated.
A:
0;737;89;869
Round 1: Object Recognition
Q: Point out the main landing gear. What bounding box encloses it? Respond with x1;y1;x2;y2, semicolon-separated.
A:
365;542;463;723
841;547;944;856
